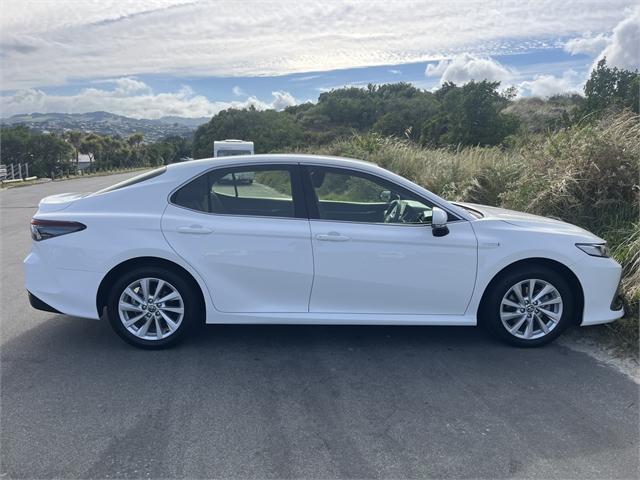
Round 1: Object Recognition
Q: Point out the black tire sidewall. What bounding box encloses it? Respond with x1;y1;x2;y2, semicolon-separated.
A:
106;266;197;349
483;266;575;347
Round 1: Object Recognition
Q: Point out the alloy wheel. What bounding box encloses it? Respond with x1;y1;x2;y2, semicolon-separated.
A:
118;277;184;341
499;278;563;340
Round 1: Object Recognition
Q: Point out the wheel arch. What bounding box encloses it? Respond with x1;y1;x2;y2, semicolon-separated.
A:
477;257;584;325
96;256;206;319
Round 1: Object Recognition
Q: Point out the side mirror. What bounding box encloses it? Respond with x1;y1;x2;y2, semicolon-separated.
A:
431;207;449;237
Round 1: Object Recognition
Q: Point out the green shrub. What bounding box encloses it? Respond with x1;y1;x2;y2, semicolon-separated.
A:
501;112;639;234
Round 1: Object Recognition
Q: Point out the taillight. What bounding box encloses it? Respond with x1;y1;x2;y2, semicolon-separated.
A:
30;219;86;241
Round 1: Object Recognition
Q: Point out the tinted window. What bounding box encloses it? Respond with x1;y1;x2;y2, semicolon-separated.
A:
171;172;210;212
306;166;434;224
172;166;297;218
92;167;167;195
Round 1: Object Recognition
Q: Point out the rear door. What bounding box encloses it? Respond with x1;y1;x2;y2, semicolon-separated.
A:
162;164;314;313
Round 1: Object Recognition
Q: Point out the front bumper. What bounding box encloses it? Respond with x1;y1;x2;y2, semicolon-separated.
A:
572;255;625;326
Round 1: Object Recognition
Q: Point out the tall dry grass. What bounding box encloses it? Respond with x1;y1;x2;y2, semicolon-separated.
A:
303;111;640;340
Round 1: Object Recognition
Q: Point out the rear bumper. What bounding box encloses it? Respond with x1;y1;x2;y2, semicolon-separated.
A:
28;291;62;314
24;250;102;320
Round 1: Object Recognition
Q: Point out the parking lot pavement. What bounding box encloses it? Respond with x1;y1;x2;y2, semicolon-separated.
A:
1;173;638;479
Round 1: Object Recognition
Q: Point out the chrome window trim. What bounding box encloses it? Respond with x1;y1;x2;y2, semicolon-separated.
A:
167;160;469;224
166;204;308;222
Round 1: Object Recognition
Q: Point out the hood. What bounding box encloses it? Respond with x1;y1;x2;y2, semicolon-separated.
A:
37;192;87;213
453;202;603;240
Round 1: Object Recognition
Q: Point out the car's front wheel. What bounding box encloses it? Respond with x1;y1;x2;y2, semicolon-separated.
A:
106;267;197;348
482;266;575;347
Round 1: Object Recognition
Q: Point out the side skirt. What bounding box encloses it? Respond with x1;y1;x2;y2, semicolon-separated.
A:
204;311;477;326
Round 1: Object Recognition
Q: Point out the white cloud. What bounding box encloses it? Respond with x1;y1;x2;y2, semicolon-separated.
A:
270;91;297;110
232;86;245;97
111;78;152;95
425;60;448;78
517;70;583;98
429;9;638;97
564;9;640;70
0;1;635;90
596;9;640;70
425;54;512;84
424;53;585;97
290;75;323;82
0;80;298;118
564;34;611;56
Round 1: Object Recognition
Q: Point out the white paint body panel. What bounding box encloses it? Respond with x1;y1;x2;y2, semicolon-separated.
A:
24;155;623;329
308;220;477;314
162;205;314;313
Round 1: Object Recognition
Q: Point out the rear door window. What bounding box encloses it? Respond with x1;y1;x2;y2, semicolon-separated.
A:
172;165;305;218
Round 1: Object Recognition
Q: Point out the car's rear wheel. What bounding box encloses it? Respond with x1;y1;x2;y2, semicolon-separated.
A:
106;266;197;348
482;266;575;347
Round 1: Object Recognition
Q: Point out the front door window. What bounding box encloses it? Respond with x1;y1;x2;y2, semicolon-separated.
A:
304;166;434;224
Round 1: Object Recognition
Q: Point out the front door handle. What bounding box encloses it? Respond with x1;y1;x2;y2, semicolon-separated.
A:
316;232;351;242
177;225;213;235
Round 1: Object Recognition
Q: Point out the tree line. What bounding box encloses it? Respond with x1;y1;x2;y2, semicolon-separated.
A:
193;58;638;157
0;128;192;179
1;58;637;179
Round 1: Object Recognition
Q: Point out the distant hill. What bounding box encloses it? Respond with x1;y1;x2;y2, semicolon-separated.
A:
1;111;209;142
159;116;210;128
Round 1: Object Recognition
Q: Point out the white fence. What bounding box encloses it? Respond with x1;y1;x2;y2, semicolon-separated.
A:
0;163;34;183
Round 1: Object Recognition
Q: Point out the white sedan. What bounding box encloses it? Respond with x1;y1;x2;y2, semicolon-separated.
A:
24;155;624;349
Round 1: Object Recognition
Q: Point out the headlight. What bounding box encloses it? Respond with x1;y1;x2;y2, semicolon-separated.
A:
576;243;609;257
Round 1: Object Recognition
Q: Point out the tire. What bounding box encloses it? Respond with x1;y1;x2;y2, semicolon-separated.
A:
481;265;575;347
106;266;199;349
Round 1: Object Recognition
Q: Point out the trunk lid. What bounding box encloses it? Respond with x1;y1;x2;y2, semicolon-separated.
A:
37;193;87;213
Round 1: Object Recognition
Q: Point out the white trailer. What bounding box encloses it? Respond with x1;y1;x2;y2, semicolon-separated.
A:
213;139;255;183
213;139;254;158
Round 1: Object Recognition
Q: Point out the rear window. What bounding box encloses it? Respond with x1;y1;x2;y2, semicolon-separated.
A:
92;167;167;195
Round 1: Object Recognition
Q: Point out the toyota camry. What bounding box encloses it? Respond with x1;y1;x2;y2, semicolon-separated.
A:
24;155;624;348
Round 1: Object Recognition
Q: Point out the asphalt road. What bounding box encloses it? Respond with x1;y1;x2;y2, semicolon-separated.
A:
1;173;638;479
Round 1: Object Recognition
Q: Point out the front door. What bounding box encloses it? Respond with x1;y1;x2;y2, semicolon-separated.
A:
303;165;477;315
162;164;313;313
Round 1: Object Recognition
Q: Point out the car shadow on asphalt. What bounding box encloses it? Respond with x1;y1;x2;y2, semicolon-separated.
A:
4;312;506;355
1;315;639;479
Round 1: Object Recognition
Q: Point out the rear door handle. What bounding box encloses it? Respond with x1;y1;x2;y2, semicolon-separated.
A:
315;232;351;242
177;225;213;235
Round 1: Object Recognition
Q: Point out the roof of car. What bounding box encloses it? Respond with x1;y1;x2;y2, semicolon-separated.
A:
167;154;378;172
159;154;475;222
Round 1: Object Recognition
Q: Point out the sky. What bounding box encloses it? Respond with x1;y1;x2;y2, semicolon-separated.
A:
0;0;638;119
